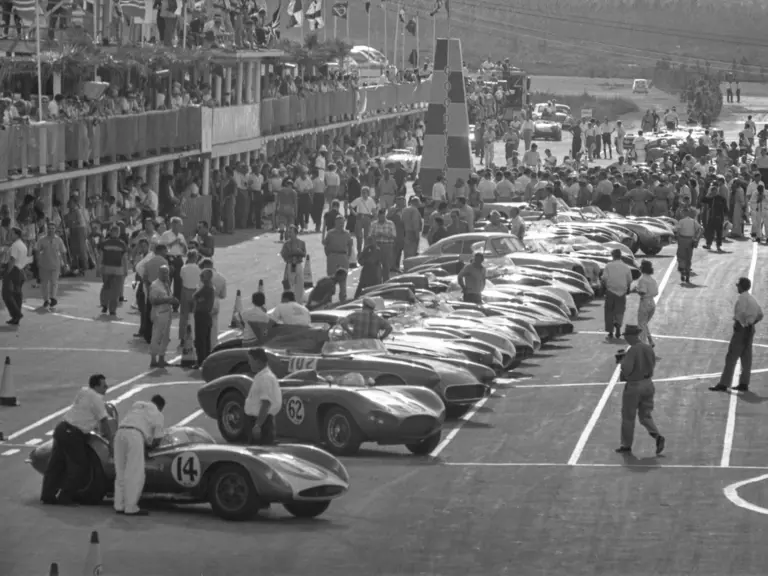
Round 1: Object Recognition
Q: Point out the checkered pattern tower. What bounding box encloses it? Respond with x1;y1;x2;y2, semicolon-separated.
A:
418;38;472;202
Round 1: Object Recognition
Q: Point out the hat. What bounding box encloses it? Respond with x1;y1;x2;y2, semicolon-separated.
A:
623;325;642;336
362;297;376;309
319;145;328;153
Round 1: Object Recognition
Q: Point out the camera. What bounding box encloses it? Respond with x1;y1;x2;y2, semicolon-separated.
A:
615;348;627;364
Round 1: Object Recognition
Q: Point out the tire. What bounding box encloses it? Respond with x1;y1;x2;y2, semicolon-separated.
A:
216;390;252;444
283;500;331;519
207;463;260;521
405;431;442;456
320;407;364;456
641;246;662;256
75;448;108;505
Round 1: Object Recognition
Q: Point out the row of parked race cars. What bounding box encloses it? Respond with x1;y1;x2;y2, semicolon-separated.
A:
27;206;677;522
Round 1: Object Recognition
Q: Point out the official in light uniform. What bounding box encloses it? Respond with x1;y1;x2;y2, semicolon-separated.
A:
601;249;633;340
674;208;702;284
632;260;658;347
244;348;282;445
323;216;354;302
149;265;177;368
615;325;665;456
710;277;764;393
113;395;166;516
41;374;114;505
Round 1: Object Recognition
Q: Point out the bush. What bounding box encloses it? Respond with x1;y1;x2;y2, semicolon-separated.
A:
530;90;639;120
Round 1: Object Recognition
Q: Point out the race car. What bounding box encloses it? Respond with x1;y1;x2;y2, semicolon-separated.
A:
383;148;420;179
533;119;563;141
198;371;445;456
201;338;490;417
532;103;575;128
27;406;349;521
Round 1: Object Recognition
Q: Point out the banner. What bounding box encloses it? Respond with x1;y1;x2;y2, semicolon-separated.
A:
331;0;347;18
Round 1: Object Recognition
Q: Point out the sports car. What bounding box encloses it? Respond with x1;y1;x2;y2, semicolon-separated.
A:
383;148;420;179
27;405;349;521
198;371;445;456
532;103;574;128
201;337;490;417
533;119;563;141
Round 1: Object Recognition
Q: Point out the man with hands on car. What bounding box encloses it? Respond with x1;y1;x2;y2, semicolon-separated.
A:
244;348;283;445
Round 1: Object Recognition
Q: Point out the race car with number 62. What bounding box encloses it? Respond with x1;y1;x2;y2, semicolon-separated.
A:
27;405;350;521
197;371;446;456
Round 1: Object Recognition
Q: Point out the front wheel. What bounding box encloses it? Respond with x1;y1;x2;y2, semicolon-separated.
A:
321;407;364;456
406;431;442;455
75;448;108;505
217;390;252;444
208;464;260;521
283;500;331;518
555;132;563;142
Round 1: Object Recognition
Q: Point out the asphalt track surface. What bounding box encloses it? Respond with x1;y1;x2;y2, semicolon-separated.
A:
4;87;768;575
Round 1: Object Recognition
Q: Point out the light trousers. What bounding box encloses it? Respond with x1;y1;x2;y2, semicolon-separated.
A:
39;268;60;301
637;299;656;347
150;309;172;356
113;428;146;514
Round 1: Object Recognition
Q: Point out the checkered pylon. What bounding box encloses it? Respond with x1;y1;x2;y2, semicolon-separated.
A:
418;38;472;201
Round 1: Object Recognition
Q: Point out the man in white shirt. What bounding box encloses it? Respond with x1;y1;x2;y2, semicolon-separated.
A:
600;118;614;159
351;187;378;252
3;226;28;325
601;249;633;341
271;291;311;326
478;170;497;201
244;348;283;445
140;182;159;218
41;374;113;505
200;258;227;347
514;169;531;196
160;216;188;312
710;277;764;392
495;171;515;200
522;143;541;170
113;395;166;516
633;131;648;164
431;175;447;203
242;292;275;346
521;117;535;150
178;250;201;341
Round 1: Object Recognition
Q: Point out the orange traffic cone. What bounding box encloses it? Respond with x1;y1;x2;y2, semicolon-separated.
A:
83;531;102;576
0;356;17;407
229;290;243;329
49;562;59;576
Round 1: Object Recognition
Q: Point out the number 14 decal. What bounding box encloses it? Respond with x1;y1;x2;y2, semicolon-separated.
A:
171;452;201;488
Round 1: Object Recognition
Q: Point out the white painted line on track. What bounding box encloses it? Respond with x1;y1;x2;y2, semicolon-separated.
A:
0;443;36;450
1;449;21;456
724;474;768;515
0;347;132;354
721;241;759;468
175;410;204;427
577;330;768;349
5;331;232;442
21;304;140;327
567;254;678;466
24;438;42;446
444;461;768;471
430;398;488;458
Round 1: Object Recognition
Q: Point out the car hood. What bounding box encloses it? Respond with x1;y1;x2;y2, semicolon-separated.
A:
353;387;443;416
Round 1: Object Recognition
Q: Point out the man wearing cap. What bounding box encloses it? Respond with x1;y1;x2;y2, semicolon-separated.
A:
339;297;393;340
457;252;486;304
280;226;307;302
710;277;764;393
615;325;665;456
323;216;354;302
244;348;282;445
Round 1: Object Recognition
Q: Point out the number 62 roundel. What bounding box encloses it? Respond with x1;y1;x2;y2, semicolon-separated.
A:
171;452;202;488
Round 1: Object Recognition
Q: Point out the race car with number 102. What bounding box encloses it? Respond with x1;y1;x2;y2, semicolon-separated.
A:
27;404;349;521
198;369;446;456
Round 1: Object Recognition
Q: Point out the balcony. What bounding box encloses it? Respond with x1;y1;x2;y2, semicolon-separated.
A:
0;82;431;183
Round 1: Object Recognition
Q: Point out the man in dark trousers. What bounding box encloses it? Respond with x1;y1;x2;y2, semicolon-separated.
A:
702;178;729;252
615;325;665;456
601;249;633;340
41;374;114;505
100;224;128;316
710;277;764;392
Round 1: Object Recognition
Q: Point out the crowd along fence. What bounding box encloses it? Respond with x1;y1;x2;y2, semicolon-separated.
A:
0;82;431;183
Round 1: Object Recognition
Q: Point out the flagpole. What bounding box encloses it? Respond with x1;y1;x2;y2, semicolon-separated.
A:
345;8;349;42
415;15;419;72
393;5;398;73
182;1;187;48
432;13;436;52
400;20;404;72
323;0;327;41
383;4;387;64
333;13;336;39
366;5;370;48
35;3;43;123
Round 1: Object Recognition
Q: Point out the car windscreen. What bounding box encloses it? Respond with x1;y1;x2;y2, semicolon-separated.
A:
321;339;387;355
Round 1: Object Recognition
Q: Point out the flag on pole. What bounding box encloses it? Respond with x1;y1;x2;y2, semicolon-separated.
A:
364;0;369;12
306;0;324;29
11;0;45;25
405;17;416;35
287;0;303;27
408;48;417;67
429;0;441;16
445;0;449;17
331;0;347;18
267;0;282;40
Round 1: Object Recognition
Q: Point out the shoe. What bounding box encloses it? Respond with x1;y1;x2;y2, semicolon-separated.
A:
149;361;159;368
43;300;50;308
615;446;632;453
732;385;749;392
709;384;728;392
101;306;107;314
6;319;18;325
124;509;149;516
655;435;665;455
605;333;614;342
50;298;57;308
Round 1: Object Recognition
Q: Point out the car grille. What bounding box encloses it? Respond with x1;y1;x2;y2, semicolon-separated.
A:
298;486;345;499
515;345;534;359
444;384;488;403
399;416;439;437
660;235;672;246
